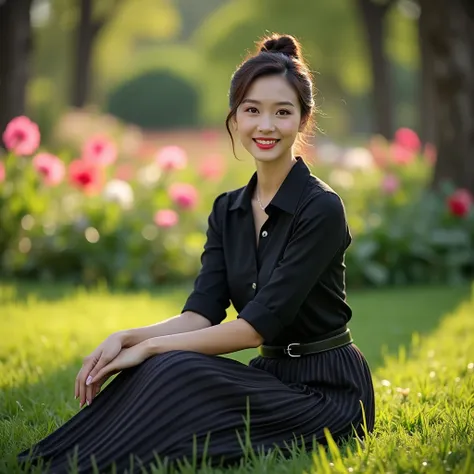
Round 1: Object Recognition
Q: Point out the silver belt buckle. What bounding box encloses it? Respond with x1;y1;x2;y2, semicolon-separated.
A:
285;342;301;358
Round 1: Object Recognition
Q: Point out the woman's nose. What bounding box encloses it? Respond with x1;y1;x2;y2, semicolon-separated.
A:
257;115;275;132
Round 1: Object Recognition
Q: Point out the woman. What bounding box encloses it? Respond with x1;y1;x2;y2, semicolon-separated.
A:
18;34;375;473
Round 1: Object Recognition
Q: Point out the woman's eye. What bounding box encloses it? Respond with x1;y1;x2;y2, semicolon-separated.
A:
277;109;291;116
245;107;258;114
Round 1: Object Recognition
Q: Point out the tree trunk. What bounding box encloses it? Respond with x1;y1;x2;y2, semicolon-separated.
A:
0;0;33;138
356;0;394;139
71;0;99;108
418;7;437;145
420;0;474;194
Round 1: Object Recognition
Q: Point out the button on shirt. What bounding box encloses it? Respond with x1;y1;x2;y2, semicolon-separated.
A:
182;156;352;345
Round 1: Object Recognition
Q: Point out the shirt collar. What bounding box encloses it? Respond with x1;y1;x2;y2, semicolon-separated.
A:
229;156;311;215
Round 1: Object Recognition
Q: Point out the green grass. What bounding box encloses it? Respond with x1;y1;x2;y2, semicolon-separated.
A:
1;282;473;473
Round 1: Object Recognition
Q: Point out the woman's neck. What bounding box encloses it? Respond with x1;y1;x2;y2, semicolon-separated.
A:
254;156;297;202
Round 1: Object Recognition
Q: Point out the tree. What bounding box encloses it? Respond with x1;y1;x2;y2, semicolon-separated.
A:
355;0;397;138
71;0;125;108
419;0;474;193
417;6;436;145
0;0;33;138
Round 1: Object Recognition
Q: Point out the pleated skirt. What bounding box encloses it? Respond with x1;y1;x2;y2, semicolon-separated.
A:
17;344;375;473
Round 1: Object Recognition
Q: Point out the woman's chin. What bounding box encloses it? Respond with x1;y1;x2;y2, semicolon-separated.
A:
249;145;285;162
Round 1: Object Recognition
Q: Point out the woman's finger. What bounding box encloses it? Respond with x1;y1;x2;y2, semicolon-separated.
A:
92;362;115;386
77;353;101;408
84;353;115;405
91;376;108;401
87;353;114;386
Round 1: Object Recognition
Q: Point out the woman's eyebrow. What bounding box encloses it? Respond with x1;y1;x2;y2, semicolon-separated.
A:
241;99;295;107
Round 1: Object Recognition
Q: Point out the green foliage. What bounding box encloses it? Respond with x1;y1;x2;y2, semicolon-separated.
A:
344;179;474;287
27;0;422;138
94;0;181;93
191;0;420;133
0;282;473;472
106;70;200;129
173;0;231;41
386;2;420;68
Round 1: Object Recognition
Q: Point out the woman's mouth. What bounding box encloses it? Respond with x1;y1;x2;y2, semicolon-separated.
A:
253;138;280;150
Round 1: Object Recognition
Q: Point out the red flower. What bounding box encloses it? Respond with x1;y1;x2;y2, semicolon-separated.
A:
154;209;179;228
69;159;104;194
156;146;187;171
2;116;41;156
447;189;473;217
0;161;5;183
168;183;198;209
33;153;65;186
82;135;117;166
394;128;421;153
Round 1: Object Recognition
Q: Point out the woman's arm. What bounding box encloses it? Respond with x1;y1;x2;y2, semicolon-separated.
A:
87;318;263;393
144;318;264;356
118;311;212;347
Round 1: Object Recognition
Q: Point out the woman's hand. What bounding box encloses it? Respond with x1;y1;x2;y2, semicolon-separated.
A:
75;332;125;408
87;341;151;390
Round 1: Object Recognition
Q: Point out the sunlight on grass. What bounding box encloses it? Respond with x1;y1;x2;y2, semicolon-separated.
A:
0;282;473;473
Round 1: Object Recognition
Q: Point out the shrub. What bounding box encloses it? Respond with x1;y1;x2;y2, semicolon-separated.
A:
106;70;199;129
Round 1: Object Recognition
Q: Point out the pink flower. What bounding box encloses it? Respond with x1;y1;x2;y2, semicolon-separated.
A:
154;209;179;228
381;174;400;194
394;128;421;153
82;135;117;166
423;143;437;165
69;159;104;194
2;116;41;156
115;164;134;181
33;153;65;186
0;162;5;183
447;189;473;217
390;143;416;165
198;154;226;181
156;146;187;171
168;183;198;209
368;135;389;168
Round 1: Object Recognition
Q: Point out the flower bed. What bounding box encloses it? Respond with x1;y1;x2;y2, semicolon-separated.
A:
1;112;473;288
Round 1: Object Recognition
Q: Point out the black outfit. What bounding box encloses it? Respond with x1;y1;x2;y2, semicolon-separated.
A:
18;157;375;473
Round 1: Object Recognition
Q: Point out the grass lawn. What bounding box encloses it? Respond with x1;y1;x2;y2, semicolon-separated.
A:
0;281;473;473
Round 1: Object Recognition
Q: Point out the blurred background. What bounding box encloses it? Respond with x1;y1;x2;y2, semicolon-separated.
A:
0;0;473;290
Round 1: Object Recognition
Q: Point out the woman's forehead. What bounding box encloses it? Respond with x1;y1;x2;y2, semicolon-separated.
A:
244;75;298;104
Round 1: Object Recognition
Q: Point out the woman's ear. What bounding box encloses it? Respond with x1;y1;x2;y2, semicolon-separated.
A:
231;115;238;132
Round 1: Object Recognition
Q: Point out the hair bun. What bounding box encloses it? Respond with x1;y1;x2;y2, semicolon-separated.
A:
259;34;301;60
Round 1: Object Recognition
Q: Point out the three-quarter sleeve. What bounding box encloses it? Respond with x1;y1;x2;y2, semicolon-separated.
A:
237;191;347;342
181;192;231;325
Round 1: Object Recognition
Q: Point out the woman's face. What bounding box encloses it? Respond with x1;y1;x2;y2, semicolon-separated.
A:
234;75;302;164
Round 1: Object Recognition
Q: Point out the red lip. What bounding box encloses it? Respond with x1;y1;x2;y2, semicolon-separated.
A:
253;138;280;150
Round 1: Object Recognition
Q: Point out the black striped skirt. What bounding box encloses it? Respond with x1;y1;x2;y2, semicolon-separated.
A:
17;344;375;473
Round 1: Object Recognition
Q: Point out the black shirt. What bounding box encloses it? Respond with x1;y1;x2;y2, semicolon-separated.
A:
182;156;353;345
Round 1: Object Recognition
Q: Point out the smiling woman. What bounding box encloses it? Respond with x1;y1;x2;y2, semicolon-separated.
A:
226;35;313;162
236;78;301;158
17;34;375;474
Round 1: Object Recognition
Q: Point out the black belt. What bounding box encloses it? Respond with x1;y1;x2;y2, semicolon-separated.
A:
258;328;353;358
